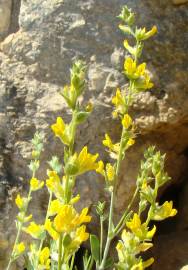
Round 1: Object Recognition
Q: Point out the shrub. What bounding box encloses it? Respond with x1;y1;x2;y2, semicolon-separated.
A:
7;5;177;270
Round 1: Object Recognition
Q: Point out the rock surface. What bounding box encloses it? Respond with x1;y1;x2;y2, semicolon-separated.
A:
0;0;188;269
0;0;12;40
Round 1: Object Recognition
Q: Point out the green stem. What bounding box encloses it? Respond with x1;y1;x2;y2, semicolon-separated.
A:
114;187;138;235
58;234;63;270
70;111;77;154
134;39;140;64
99;126;127;270
70;254;75;270
88;256;94;270
145;203;155;226
99;191;114;270
100;216;104;263
65;110;78;204
64;175;70;203
6;223;22;270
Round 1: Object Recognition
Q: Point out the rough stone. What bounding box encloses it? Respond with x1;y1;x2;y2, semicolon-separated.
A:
0;0;12;40
0;0;187;269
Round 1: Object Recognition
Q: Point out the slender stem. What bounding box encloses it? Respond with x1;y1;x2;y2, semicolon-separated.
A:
6;223;22;270
100;216;104;263
58;234;63;270
114;187;138;235
115;128;126;182
99;191;114;270
65;109;77;204
64;175;70;203
134;40;140;64
88;256;94;270
99;126;127;270
70;254;75;270
70;110;77;154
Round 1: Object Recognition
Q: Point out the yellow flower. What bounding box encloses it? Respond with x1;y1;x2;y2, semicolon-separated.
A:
17;213;33;223
106;163;115;181
70;194;80;204
124;57;137;77
30;177;44;191
49;199;62;216
65;147;99;176
124;57;146;80
54;205;77;233
136;26;157;41
145;25;157;38
39;247;50;270
14;242;25;255
77;208;92;224
102;134;120;154
126;213;141;231
116;242;124;263
24;222;44;239
96;160;105;175
77;146;99;174
124;57;154;90
122;114;133;129
137;242;153;252
46;170;64;199
152;201;177;221
142;258;155;268
103;134;113;149
51;117;70;145
126;213;156;240
15;194;25;210
131;258;154;270
124;40;137;57
54;205;91;234
112;88;126;116
70;225;89;250
75;225;89;242
45;219;59;240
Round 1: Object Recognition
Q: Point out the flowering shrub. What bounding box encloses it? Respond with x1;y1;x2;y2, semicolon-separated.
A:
7;5;177;270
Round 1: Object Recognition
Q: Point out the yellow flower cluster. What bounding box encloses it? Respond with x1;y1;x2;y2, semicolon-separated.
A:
30;177;44;191
126;213;156;240
45;204;91;254
23;222;44;239
65;146;99;176
116;213;155;269
124;57;153;90
103;134;120;157
96;160;115;182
